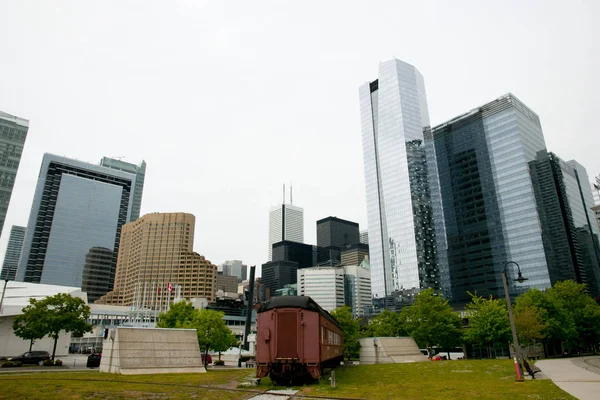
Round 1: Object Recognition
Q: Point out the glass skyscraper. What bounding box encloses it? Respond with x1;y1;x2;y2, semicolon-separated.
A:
0;225;26;280
16;154;136;297
99;157;146;221
268;203;304;261
430;94;551;303
0;111;29;239
359;59;441;300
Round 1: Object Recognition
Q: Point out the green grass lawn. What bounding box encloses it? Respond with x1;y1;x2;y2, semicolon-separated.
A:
0;360;576;400
293;359;576;400
0;369;255;400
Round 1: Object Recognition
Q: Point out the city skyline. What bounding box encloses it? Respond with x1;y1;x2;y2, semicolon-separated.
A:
0;1;598;276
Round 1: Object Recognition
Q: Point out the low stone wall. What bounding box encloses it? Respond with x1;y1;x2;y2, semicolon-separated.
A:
359;337;428;365
100;327;206;374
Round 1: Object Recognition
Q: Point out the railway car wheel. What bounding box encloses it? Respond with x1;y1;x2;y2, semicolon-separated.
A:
270;375;291;387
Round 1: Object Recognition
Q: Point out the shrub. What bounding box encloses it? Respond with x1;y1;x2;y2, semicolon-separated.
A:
213;360;225;366
54;359;63;366
42;359;54;366
1;361;22;368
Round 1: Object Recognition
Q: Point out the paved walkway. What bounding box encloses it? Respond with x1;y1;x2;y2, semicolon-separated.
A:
536;356;600;400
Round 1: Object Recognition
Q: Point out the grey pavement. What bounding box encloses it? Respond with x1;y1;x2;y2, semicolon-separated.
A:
536;356;600;400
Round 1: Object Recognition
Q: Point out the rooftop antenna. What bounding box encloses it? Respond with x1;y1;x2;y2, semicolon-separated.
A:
283;183;285;205
290;181;293;205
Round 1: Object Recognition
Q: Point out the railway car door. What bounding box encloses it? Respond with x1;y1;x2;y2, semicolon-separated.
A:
275;311;298;360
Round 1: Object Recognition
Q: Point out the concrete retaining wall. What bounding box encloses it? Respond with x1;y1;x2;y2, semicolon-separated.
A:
359;337;428;365
100;327;205;374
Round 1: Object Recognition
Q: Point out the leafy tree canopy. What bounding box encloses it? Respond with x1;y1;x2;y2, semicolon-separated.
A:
362;309;404;338
513;305;546;347
331;306;361;359
464;293;511;350
13;299;47;351
157;301;198;328
182;308;238;364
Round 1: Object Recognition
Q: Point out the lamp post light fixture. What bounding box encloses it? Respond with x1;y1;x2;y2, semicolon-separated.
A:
502;261;528;381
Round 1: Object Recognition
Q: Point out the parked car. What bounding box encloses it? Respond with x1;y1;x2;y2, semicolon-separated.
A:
86;353;101;368
201;353;212;365
8;351;51;365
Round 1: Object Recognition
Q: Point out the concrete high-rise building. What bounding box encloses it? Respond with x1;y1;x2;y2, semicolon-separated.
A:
359;230;369;245
268;203;303;261
297;266;345;312
530;151;600;296
219;260;247;282
0;225;26;280
0;111;29;238
100;157;146;221
97;213;217;307
16;154;136;297
343;260;372;317
216;273;239;293
360;59;441;300
592;176;600;232
316;217;360;265
430;94;550;303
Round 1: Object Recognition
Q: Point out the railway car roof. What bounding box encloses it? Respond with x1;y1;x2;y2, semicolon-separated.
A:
257;296;341;329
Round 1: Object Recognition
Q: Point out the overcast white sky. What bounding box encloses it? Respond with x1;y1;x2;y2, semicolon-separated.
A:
0;0;598;277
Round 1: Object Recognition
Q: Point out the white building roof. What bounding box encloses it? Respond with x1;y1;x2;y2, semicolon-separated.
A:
0;281;86;317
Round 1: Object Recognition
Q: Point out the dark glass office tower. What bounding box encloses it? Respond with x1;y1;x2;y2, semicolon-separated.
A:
271;240;316;268
81;247;113;303
431;94;550;303
529;151;600;296
0;111;28;238
316;217;360;265
260;260;298;296
16;154;135;298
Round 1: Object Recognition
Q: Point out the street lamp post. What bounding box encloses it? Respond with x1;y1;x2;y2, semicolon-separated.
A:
502;261;528;381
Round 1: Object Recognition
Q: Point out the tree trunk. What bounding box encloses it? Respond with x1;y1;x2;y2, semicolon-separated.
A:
218;351;222;362
29;339;34;352
52;335;58;360
204;348;208;367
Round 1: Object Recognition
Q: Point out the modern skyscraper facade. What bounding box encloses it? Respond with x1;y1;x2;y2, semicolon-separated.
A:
0;225;26;280
16;154;136;297
529;151;600;296
359;229;369;245
430;94;551;303
97;212;217;307
268;203;303;261
81;247;113;303
360;58;441;300
343;261;372;317
271;240;316;269
340;243;369;267
260;260;298;296
316;217;360;265
99;157;146;221
0;111;29;239
216;273;239;293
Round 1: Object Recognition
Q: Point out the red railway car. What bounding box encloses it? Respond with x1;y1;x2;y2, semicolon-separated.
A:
256;296;344;385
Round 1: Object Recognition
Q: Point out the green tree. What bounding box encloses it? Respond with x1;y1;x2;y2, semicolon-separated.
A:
362;309;404;338
464;293;511;357
547;281;600;352
157;301;198;328
331;306;361;359
18;293;92;360
513;305;546;347
183;309;238;366
13;299;46;351
399;289;463;359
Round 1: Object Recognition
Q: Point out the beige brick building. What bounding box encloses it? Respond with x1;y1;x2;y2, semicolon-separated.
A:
97;212;217;308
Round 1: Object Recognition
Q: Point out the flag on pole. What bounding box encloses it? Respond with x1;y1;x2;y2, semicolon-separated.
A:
168;282;173;293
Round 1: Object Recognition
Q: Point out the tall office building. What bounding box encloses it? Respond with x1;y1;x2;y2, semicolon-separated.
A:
0;111;29;238
272;240;316;269
16;154;136;298
529;151;600;296
297;266;346;312
340;243;369;267
98;213;217;307
99;157;146;221
592;176;600;231
219;260;248;282
81;247;113;303
316;217;360;265
360;58;441;300
359;230;369;245
430;94;550;303
268;202;304;261
343;261;372;317
261;260;298;296
0;225;26;280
